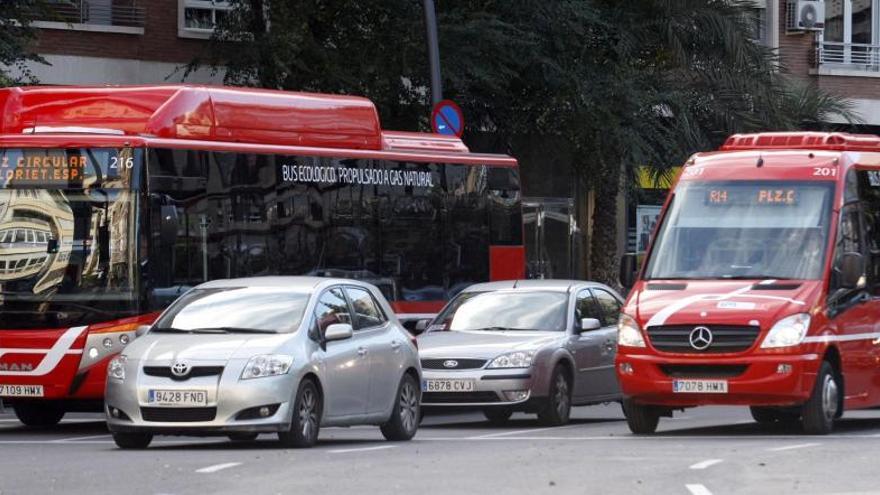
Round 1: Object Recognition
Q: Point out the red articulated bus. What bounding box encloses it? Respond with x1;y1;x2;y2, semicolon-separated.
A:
617;132;880;435
0;85;524;425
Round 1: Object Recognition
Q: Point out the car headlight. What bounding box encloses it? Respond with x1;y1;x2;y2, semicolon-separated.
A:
760;313;810;348
241;354;294;379
617;314;646;348
108;355;127;381
487;351;534;368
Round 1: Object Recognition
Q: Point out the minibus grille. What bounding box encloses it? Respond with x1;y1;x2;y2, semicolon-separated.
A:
659;364;749;378
646;325;760;353
420;358;487;370
140;407;217;422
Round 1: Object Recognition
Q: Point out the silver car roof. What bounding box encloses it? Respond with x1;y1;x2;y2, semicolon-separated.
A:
462;279;616;293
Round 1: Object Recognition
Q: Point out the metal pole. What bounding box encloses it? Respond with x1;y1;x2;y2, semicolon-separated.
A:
422;0;443;105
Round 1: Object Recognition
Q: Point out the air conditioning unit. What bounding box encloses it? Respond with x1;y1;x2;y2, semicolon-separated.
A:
787;0;825;31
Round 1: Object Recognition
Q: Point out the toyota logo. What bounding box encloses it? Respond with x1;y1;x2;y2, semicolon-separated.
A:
171;361;191;377
442;360;459;368
689;326;713;351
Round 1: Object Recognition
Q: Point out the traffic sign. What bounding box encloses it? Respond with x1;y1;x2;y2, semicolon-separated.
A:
431;100;464;137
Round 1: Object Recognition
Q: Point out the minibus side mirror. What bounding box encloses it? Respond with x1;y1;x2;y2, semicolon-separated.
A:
325;323;354;342
619;253;639;289
579;318;602;333
839;252;864;290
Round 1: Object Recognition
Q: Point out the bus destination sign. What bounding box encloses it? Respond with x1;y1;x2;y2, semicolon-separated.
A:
706;187;799;206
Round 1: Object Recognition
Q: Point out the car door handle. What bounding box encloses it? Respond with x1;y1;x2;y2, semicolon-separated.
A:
390;340;401;350
357;347;368;356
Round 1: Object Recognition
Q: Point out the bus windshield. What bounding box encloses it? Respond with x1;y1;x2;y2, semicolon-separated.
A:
645;180;835;280
0;148;141;329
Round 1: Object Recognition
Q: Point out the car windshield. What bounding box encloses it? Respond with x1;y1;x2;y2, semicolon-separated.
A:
428;291;486;331
447;291;568;332
645;180;835;280
154;287;311;334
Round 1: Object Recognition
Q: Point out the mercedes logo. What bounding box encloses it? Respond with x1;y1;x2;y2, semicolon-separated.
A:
171;360;191;377
689;326;713;351
442;360;459;368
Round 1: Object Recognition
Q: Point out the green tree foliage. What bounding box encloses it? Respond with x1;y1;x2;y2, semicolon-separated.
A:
0;1;51;86
191;0;860;287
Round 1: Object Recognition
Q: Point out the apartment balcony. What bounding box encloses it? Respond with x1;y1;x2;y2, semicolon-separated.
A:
35;0;145;35
814;41;880;76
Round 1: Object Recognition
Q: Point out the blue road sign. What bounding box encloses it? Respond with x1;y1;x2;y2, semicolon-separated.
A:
431;100;464;137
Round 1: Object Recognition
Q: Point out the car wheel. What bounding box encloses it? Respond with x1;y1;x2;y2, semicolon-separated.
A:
483;408;513;425
750;407;800;425
228;432;259;442
537;365;571;426
113;432;153;449
622;398;660;434
278;379;321;448
381;373;420;441
802;361;840;435
13;403;65;427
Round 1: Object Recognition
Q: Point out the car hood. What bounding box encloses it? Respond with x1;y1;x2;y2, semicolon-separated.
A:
634;279;822;329
123;333;291;364
418;330;563;359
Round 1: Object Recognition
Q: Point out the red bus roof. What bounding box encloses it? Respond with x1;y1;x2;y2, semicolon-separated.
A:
0;85;513;165
721;132;880;152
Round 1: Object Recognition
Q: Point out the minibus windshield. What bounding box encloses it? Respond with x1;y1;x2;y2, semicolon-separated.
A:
645;181;835;280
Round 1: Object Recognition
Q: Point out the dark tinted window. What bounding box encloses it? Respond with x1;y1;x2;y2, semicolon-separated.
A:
575;289;599;322
346;287;386;330
314;288;352;334
857;170;880;294
592;289;622;326
830;203;865;295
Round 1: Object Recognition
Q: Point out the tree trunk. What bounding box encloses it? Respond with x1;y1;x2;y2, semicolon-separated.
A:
589;160;622;292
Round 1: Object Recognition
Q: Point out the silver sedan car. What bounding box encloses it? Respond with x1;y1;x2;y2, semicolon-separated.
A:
418;280;623;425
105;277;421;449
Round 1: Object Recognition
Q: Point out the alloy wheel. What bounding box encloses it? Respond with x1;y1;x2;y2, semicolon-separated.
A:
399;380;419;433
299;388;319;439
555;373;570;418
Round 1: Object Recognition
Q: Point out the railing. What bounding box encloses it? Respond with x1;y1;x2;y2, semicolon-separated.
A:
816;41;880;72
43;0;145;28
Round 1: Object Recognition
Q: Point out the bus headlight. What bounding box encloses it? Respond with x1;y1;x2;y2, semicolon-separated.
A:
761;313;810;348
108;355;127;381
618;314;646;348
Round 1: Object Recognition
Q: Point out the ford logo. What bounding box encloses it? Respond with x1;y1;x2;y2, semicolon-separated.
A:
171;361;191;377
442;360;459;368
689;326;713;351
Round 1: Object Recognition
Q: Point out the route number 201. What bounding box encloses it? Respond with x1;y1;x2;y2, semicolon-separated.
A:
813;167;837;177
109;156;134;169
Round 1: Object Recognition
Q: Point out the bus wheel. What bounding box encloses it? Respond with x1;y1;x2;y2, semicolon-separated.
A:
13;403;65;427
802;361;839;435
750;407;799;425
622;398;660;434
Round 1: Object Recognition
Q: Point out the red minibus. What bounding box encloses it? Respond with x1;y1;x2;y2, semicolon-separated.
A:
0;85;524;426
617;132;880;435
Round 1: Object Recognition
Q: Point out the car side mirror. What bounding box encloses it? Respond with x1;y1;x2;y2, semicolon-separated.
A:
619;253;639;289
135;325;151;337
580;318;601;333
413;319;430;335
839;252;864;289
325;323;353;342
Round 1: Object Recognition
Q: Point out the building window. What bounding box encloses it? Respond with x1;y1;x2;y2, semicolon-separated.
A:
179;0;231;38
817;0;880;72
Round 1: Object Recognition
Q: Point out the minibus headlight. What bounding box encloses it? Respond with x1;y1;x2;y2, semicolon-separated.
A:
108;355;127;381
761;313;810;348
241;354;294;380
618;314;646;348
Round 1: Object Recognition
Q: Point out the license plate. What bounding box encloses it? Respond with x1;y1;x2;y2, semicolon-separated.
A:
0;384;44;397
672;379;728;394
148;389;208;407
422;379;476;393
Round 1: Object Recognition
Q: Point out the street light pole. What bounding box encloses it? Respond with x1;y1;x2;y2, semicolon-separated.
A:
422;0;443;105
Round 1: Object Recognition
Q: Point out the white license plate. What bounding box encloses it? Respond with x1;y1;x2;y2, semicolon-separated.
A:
672;379;728;394
148;389;208;407
0;384;44;397
422;379;476;393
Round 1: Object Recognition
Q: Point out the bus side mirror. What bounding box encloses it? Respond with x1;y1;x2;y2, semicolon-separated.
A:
159;205;179;247
839;252;864;289
46;238;59;254
619;253;639;289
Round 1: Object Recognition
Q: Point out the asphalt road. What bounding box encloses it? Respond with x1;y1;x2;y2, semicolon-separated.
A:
1;404;879;495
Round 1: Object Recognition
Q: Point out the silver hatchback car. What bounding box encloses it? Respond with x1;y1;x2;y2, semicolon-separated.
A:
105;277;421;449
418;280;623;425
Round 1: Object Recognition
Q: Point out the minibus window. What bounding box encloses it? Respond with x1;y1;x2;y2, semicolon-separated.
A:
857;170;880;295
645;181;834;280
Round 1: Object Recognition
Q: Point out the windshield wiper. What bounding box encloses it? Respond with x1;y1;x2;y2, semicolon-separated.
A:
470;326;535;331
719;275;795;280
193;327;277;334
151;327;194;333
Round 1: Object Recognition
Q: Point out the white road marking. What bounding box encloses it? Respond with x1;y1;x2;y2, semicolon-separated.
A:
195;462;241;474
328;445;396;454
686;484;714;495
767;442;821;452
470;424;579;439
689;459;723;470
51;434;112;443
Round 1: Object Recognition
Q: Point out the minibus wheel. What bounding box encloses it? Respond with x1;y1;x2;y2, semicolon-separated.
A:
112;432;153;449
13;403;64;427
801;361;839;435
622;398;660;434
278;379;321;448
